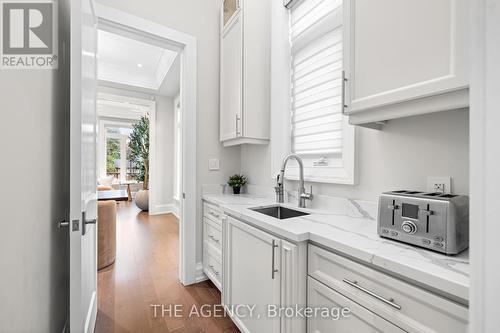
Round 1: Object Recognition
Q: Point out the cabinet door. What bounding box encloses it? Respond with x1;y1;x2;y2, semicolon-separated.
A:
224;217;281;333
344;0;468;114
307;277;405;333
220;12;242;142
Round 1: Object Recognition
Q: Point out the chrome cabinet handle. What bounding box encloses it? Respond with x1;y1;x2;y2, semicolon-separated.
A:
341;70;348;115
209;265;220;276
210;211;220;219
209;235;220;243
235;114;241;136
343;278;401;310
271;239;279;279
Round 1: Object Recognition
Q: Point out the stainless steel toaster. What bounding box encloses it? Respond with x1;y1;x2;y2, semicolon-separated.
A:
378;190;469;255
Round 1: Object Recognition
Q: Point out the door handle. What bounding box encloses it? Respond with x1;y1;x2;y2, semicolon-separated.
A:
82;211;96;236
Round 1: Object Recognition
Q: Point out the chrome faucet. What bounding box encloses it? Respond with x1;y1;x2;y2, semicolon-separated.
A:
275;154;313;208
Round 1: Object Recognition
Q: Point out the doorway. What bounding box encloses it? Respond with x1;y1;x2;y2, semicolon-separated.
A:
95;3;198;288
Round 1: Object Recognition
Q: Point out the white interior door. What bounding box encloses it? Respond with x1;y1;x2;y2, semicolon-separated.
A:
70;0;98;332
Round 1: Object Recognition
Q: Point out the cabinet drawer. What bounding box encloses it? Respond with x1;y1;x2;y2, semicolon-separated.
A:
308;244;468;333
203;217;222;252
203;201;222;225
203;246;222;291
308;277;404;333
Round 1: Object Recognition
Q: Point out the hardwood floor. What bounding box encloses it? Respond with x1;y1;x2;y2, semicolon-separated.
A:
95;202;239;333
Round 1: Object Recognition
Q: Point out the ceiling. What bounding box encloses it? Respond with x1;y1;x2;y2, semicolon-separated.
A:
98;30;180;96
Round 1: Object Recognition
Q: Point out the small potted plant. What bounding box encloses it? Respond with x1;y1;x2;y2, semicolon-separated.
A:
227;174;247;195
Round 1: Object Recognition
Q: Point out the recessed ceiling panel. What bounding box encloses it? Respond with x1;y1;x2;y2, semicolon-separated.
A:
98;30;177;90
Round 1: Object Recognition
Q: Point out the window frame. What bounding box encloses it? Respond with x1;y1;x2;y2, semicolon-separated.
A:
270;0;356;184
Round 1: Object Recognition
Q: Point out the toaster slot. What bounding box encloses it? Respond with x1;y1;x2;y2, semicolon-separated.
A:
391;199;396;226
425;204;430;233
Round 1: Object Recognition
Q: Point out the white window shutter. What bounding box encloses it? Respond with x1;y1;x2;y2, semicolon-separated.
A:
290;0;343;156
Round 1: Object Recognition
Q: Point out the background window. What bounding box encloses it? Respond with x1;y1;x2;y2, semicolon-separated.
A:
105;126;138;182
289;0;344;157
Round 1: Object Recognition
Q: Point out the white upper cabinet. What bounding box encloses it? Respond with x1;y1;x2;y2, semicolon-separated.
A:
343;0;469;127
220;9;243;142
220;0;270;146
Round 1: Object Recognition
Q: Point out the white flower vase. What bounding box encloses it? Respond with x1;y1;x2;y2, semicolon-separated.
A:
135;189;149;211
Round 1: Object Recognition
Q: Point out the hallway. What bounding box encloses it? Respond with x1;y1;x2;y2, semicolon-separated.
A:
95;202;239;333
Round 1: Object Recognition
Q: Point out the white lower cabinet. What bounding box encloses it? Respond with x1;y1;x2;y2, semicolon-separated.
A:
308;244;469;333
307;277;405;333
223;216;306;333
213;208;468;333
202;202;223;290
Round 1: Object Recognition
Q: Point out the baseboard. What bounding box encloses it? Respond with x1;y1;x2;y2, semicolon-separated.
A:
149;203;176;216
171;204;180;219
195;261;208;283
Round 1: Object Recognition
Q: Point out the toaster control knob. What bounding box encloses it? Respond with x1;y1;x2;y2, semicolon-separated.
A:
401;221;417;234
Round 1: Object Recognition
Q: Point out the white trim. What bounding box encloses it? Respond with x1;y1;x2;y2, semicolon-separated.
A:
195;261;208;283
147;99;158;209
149;203;176;216
347;89;469;127
83;291;97;333
469;1;500;332
173;94;182;202
171;201;180;219
222;137;269;147
95;4;198;286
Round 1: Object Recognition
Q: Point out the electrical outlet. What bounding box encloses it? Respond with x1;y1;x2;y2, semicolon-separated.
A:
433;183;445;193
426;176;452;194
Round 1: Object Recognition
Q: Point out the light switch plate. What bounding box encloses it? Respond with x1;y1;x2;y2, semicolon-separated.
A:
208;158;220;171
426;176;452;194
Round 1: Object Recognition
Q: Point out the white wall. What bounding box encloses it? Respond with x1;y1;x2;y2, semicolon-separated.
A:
96;0;242;265
153;95;176;213
242;109;469;202
0;0;70;331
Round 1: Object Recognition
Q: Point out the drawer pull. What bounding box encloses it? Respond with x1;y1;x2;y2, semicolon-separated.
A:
342;278;401;310
209;264;220;276
209;235;220;243
210;211;220;219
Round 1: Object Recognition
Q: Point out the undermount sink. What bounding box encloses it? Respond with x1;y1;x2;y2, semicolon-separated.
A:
250;206;310;220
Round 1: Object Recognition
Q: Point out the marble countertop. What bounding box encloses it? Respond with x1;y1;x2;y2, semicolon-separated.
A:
202;193;469;303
